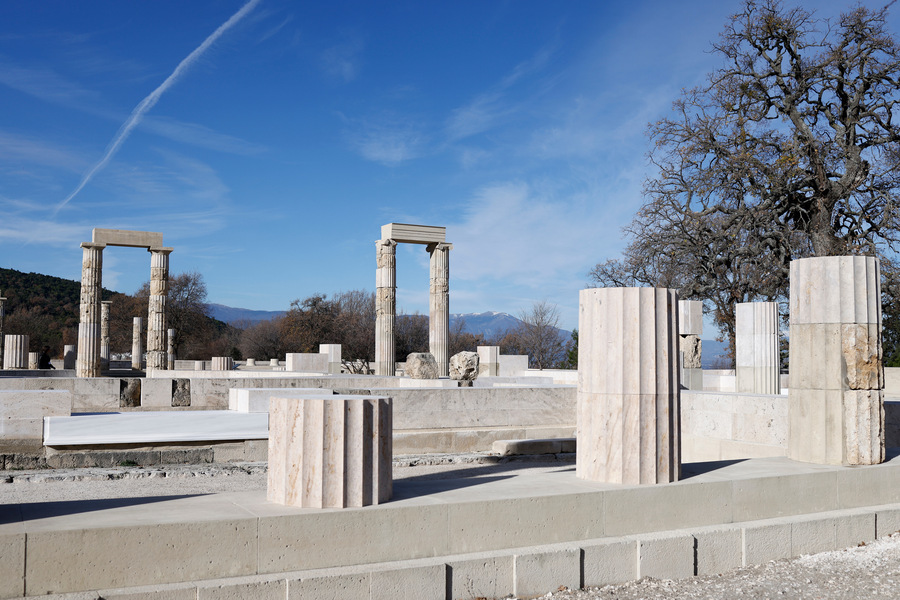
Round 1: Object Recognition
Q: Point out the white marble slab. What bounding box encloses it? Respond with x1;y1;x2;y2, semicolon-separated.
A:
43;410;268;446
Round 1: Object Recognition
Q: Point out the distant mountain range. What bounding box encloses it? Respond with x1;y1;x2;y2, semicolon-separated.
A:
206;303;286;325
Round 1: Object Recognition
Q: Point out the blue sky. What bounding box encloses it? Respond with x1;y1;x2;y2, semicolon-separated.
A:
1;0;896;332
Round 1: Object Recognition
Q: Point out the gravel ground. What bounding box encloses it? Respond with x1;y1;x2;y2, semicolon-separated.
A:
4;456;900;600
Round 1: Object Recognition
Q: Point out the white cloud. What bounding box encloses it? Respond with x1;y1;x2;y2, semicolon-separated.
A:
139;116;267;156
320;37;364;83
348;118;426;165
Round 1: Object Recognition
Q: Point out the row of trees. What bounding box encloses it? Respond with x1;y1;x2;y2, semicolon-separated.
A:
591;0;900;363
239;292;575;370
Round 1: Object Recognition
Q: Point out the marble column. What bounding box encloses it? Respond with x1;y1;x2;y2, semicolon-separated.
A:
100;300;112;370
577;287;681;485
212;356;234;370
375;239;397;376
267;395;392;508
64;344;77;370
427;242;452;377
28;352;39;370
76;242;104;377
678;300;703;390
146;248;172;373
3;335;28;369
736;302;779;394
167;328;175;370
0;291;6;369
789;256;884;466
131;317;143;370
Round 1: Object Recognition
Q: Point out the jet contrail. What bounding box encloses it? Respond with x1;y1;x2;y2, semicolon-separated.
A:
54;0;261;214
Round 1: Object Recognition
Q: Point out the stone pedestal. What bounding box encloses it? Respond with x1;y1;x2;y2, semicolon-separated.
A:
131;318;143;370
477;346;500;377
167;328;175;370
428;242;452;377
320;344;342;374
76;243;103;377
246;358;256;367
268;395;392;508
789;256;884;466
375;239;397;376
269;358;279;367
100;300;112;369
3;335;28;369
577;287;681;484
736;302;779;394
63;345;76;370
678;300;703;390
212;357;234;371
28;352;39;370
146;248;172;373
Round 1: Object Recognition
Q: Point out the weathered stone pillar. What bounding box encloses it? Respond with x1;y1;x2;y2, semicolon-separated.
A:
146;248;172;373
0;291;6;369
27;352;39;370
131;317;143;370
76;242;104;377
678;300;703;390
375;239;397;376
789;256;884;465
167;328;175;370
577;287;681;484
477;345;500;377
100;300;112;370
427;242;452;377
3;335;28;369
267;395;392;508
736;302;779;394
63;345;76;370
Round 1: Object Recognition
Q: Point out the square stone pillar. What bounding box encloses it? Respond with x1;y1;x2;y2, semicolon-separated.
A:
320;343;342;374
736;302;779;394
146;247;172;373
63;344;76;370
131;317;143;370
267;395;392;508
577;287;681;484
375;239;397;376
789;256;884;465
428;242;452;377
100;300;112;370
477;345;500;377
76;242;104;377
3;335;28;369
678;300;703;390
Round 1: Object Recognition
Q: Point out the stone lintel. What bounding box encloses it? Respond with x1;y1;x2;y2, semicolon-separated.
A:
426;242;453;252
381;223;446;245
92;228;164;249
80;241;106;250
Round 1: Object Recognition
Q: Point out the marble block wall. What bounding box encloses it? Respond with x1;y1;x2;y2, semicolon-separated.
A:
577;287;680;485
3;335;28;370
789;256;884;466
735;302;779;394
267;395;392;508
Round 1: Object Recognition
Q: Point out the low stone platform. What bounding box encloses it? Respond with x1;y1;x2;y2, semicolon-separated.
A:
4;454;900;598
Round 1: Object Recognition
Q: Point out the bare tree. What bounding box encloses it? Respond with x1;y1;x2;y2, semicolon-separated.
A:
592;0;900;342
515;301;567;369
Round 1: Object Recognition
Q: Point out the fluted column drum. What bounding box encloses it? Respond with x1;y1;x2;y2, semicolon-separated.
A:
146;248;171;372
28;352;39;370
736;302;779;394
375;239;397;376
3;335;28;369
428;243;452;377
577;287;681;484
268;395;392;508
76;243;103;377
789;256;884;465
211;356;234;371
